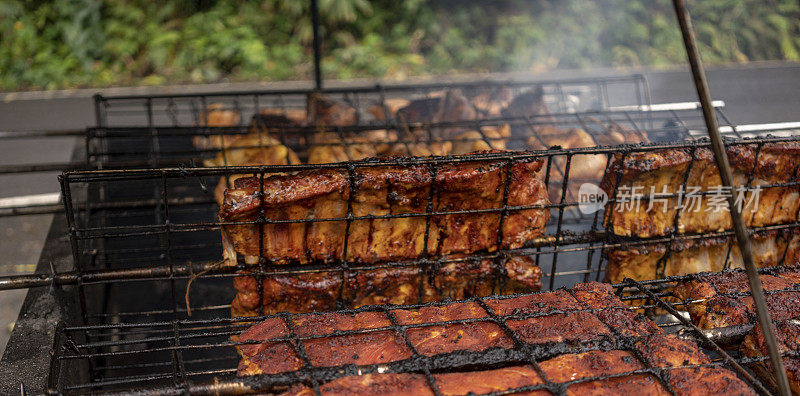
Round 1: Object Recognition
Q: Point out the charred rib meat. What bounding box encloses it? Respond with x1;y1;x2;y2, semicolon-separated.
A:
219;154;549;265
606;229;800;283
237;283;752;395
674;266;800;329
231;255;542;316
601;143;800;238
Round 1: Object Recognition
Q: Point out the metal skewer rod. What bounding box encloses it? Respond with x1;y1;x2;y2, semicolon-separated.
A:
671;0;791;394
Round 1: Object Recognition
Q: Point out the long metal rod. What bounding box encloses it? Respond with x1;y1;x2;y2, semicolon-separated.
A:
672;0;790;394
310;0;323;90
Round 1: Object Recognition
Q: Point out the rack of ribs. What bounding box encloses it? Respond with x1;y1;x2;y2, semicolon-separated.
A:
674;266;800;330
231;255;542;316
219;154;549;266
601;142;800;283
606;229;800;283
236;282;752;395
741;321;800;395
527;124;648;204
601;142;800;238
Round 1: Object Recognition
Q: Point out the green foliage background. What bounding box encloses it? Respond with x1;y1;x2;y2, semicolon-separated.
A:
1;0;798;91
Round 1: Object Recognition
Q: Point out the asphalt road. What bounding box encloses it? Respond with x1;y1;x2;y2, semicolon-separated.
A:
0;62;797;353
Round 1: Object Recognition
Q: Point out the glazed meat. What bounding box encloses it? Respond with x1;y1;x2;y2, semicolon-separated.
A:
240;283;750;393
236;282;661;376
470;86;513;117
203;134;301;204
284;367;547;396
605;229;800;283
306;131;380;164
231;255;543;316
391;90;487;156
501;86;553;126
308;92;357;127
601;142;800;238
741;320;800;395
674;266;800;329
526;124;648;204
219;154;549;265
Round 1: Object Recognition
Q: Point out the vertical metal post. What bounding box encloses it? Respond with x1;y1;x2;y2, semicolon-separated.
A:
672;1;791;394
310;0;323;90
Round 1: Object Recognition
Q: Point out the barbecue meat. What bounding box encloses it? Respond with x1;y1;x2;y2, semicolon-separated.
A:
219;154;549;265
308;93;357;127
741;320;800;395
606;229;800;283
526;124;647;204
251;109;308;148
470;86;513;117
237;282;655;376
306;131;379;164
280;337;750;395
284;367;548;396
238;281;752;394
501;86;552;125
674;267;800;329
393;90;483;156
602;142;800;238
204;134;302;204
369;98;410;121
231;256;543;316
192;103;243;149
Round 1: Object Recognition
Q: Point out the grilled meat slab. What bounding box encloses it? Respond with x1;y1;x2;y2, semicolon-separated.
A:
606;229;800;283
527;125;648;204
741;321;800;395
280;335;752;395
219;154;549;265
236;282;659;376
602;143;800;238
231;256;542;316
674;266;800;329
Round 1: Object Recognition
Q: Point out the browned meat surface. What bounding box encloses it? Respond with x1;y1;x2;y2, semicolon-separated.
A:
741;320;800;395
470;86;513;117
239;282;753;394
237;282;637;376
308;92;357;127
281;347;751;395
601;143;800;238
526;124;647;204
668;367;756;396
397;90;477;128
231;256;543;316
306;131;379;164
251;109;308;147
392;90;500;156
220;154;549;265
606;229;800;283
203;134;302;204
192;103;243;149
368;98;410;121
285;367;548;396
674;267;800;329
501;86;552;125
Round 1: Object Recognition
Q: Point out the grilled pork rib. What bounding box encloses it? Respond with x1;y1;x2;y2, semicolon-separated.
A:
741;321;800;395
236;283;751;395
606;229;800;283
674;266;800;329
236;282;660;376
231;255;542;316
601;143;800;238
219;154;549;265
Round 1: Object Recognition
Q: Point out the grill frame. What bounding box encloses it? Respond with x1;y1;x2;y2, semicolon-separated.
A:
2;76;799;394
